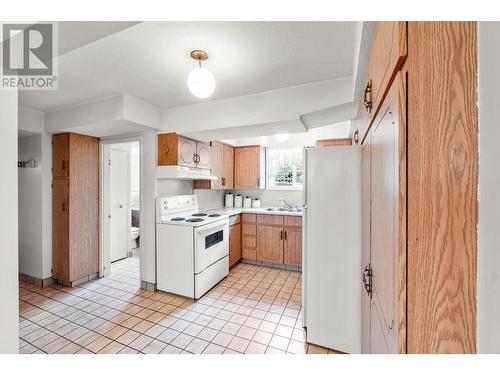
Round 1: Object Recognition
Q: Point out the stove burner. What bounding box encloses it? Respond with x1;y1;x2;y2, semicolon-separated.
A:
171;217;185;221
208;213;221;217
192;213;208;217
186;218;204;222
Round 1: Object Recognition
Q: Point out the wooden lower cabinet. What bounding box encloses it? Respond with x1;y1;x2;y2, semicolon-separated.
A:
283;227;302;266
257;225;284;264
229;222;241;268
241;214;302;267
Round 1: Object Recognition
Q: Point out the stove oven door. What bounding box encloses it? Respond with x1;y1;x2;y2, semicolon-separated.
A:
194;219;229;274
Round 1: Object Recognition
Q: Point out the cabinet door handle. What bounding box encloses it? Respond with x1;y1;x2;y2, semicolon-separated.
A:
280;230;283;240
62;160;66;170
222;177;225;186
284;231;287;240
363;79;373;112
62;202;66;212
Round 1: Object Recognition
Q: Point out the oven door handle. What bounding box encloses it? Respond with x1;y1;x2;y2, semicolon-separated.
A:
194;220;229;234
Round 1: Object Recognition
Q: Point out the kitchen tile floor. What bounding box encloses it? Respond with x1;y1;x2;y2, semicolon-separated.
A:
19;258;337;354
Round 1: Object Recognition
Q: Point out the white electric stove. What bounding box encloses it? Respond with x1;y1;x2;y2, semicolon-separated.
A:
156;195;229;299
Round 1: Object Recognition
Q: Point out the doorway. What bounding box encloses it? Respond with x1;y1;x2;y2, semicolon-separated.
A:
101;140;141;286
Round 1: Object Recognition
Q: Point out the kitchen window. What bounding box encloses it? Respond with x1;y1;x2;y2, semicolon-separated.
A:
266;146;303;190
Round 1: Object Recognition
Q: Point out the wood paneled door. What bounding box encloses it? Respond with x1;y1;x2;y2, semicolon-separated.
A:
209;141;224;189
223;144;234;189
178;136;197;167
193;141;234;190
257;225;284;264
368;79;400;354
283;227;301;266
196;141;212;170
361;139;372;354
52;179;70;281
52;133;70;178
229;222;242;268
52;133;100;285
234;146;264;189
356;21;477;355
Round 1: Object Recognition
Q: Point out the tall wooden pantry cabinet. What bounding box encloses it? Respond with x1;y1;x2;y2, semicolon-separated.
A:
52;133;100;285
355;22;477;354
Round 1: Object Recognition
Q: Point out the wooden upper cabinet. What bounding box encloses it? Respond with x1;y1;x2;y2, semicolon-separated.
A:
368;22;407;114
196;141;212;170
158;133;182;166
193;141;234;190
223;144;234;189
52;133;70;177
316;138;352;147
178;136;197;167
257;225;284;264
234;145;265;189
209;141;224;189
284;227;302;266
158;133;211;170
359;22;407;144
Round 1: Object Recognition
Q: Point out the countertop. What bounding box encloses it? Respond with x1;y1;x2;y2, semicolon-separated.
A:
205;206;303;217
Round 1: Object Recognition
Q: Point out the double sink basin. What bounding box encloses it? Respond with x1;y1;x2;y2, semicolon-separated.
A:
265;207;302;213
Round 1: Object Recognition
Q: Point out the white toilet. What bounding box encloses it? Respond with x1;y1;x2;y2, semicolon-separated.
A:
130;227;140;249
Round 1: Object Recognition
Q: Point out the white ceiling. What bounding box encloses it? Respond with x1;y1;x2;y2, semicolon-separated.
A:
57;22;140;55
222;122;351;148
19;21;358;112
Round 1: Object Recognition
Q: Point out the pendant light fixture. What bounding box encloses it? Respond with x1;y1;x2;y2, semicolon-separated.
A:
187;50;216;99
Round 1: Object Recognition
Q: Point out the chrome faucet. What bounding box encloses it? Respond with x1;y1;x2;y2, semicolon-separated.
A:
279;198;293;209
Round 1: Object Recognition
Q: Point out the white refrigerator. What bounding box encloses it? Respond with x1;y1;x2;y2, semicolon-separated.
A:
302;145;362;354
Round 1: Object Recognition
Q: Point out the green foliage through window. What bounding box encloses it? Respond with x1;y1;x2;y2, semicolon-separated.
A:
266;147;303;190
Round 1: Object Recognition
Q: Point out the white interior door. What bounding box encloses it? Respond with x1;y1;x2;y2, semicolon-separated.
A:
110;149;130;263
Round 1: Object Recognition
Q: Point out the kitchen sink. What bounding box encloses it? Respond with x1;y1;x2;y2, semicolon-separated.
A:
265;207;302;213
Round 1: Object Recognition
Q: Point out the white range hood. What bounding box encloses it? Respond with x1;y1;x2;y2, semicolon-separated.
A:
157;165;217;180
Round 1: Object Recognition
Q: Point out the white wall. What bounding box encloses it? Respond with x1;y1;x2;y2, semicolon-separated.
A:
477;22;500;354
0;89;19;353
230;189;303;207
19;106;44;134
40;131;52;279
140;131;158;285
18;135;43;279
195;189;225;210
17;108;52;281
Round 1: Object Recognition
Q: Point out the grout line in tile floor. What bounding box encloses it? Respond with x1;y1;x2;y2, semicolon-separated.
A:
19;256;337;354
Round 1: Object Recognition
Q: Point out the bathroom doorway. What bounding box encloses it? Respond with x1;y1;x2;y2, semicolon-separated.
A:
100;139;141;286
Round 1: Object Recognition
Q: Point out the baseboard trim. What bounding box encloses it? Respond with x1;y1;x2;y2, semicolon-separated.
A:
19;273;55;288
53;272;99;287
240;259;302;272
141;280;156;291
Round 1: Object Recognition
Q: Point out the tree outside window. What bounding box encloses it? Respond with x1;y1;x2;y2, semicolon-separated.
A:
266;147;303;190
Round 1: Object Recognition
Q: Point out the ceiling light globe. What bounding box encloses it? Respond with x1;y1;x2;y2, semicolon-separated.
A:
187;67;216;98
